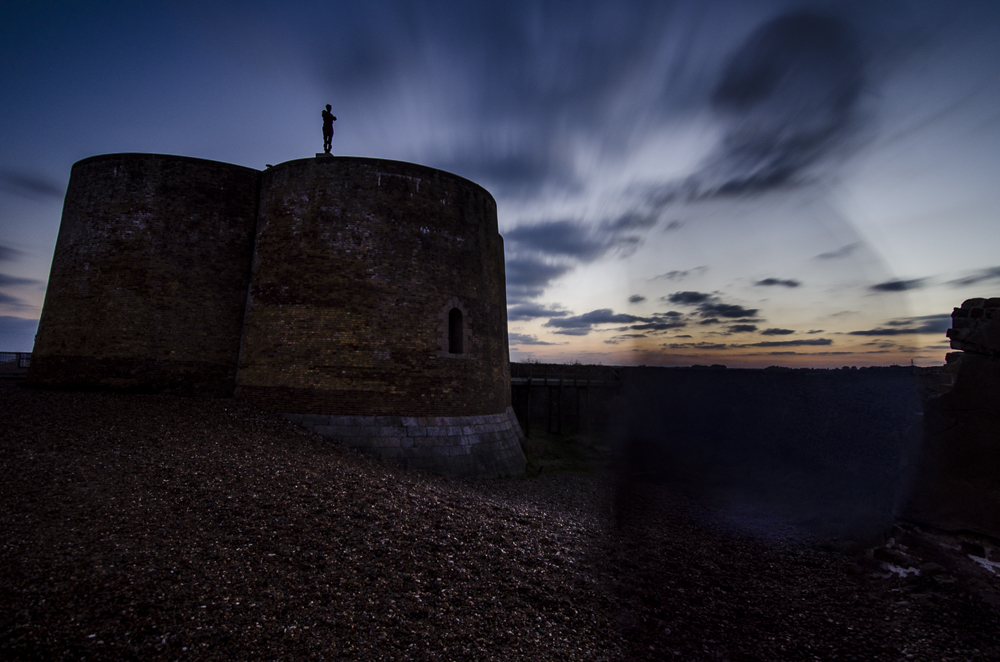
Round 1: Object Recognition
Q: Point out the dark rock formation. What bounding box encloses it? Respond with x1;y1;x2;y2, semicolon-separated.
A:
902;298;1000;538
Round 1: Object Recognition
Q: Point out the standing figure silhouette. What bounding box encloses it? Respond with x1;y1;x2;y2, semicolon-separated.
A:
322;105;336;154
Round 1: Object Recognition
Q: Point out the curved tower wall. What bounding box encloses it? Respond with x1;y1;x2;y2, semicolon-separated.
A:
236;157;525;477
28;154;260;395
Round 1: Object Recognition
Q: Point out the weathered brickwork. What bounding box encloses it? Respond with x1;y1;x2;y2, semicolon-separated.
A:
28;154;260;395
282;407;526;477
28;152;524;477
234;157;512;417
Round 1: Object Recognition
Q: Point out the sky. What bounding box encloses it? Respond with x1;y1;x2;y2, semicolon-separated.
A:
2;0;1000;367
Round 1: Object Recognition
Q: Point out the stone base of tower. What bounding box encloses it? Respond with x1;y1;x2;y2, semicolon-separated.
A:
282;408;527;478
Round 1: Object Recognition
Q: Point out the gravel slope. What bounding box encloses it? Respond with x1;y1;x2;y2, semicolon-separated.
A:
1;381;998;661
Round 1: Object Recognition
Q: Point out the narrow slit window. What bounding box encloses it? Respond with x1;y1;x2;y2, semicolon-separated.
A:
448;307;464;354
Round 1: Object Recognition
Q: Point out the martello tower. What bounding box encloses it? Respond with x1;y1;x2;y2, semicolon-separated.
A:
29;153;527;478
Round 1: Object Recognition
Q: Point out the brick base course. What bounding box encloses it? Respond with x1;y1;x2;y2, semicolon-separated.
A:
282;407;526;478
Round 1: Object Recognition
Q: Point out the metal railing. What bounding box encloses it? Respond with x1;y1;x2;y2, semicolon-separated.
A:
509;363;622;437
0;352;31;369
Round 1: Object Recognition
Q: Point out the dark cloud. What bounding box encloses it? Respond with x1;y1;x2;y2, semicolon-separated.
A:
328;1;709;197
0;273;44;287
752;351;851;357
726;324;757;333
699;302;759;319
755;278;800;288
949;267;1000;286
507;302;569;321
443;148;578;197
626;320;687;332
603;212;658;232
544;308;645;333
504;257;572;303
0;244;27;262
862;340;898;349
761;328;795;335
675;11;866;198
628;294;646;304
806;329;825;334
505;221;613;261
663;220;684;232
0;170;63;201
665;342;728;350
816;243;861;260
699;318;720;325
665;290;714;305
847;314;951;336
605;333;649;344
653;266;707;282
508;333;558;346
870;278;926;292
663;291;759;320
737;338;833;347
549;327;591;336
544;308;688;336
504;219;647;301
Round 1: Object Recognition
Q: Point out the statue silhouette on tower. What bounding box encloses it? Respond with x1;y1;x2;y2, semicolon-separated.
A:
322;105;337;154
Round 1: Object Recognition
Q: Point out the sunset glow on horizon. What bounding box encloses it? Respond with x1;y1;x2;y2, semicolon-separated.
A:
3;2;999;368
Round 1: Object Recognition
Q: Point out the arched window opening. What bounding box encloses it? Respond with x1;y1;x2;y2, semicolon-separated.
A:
448;307;464;354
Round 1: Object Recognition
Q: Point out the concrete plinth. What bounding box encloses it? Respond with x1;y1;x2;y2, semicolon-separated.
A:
283;407;527;478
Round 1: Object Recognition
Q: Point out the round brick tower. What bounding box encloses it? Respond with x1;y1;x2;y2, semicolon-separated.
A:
27;153;260;395
235;156;525;477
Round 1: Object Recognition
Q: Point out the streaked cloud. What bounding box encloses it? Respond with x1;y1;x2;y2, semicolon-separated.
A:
504;219;649;302
870;278;927;292
949;267;1000;287
544;308;647;335
508;333;558;346
505;221;625;262
504;257;572;304
0;244;27;262
544;309;688;336
0;273;44;287
736;338;833;347
694;12;865;198
847;314;951;336
0;170;63;200
507;302;569;321
665;342;728;350
652;266;708;282
0;292;32;310
816;243;861;260
755;278;800;288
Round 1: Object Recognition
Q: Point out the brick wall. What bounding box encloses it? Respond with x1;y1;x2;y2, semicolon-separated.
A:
28;154;260;395
26;152;524;477
234;157;512;417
